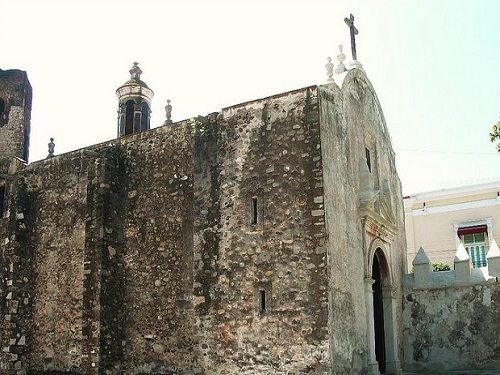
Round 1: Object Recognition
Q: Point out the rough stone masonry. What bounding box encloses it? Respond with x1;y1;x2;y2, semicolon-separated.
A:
0;67;406;374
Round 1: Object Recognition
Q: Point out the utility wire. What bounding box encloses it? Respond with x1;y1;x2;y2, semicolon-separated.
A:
396;148;499;156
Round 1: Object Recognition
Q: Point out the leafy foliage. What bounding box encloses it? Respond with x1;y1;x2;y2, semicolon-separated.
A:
432;262;451;272
490;120;500;152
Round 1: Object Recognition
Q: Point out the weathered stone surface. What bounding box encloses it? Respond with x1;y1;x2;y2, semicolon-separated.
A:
0;68;406;374
320;69;406;374
403;282;500;373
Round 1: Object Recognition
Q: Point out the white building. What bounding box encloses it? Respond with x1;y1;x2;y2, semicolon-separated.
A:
404;180;500;270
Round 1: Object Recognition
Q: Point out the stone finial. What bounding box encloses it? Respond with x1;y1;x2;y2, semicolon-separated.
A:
335;45;347;74
454;242;471;282
325;57;334;82
412;246;432;288
412;246;430;266
47;137;55;158
129;62;143;80
487;239;500;277
164;99;173;125
487;239;500;258
454;242;470;262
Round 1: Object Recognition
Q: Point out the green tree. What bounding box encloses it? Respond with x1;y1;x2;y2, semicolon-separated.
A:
490;119;500;151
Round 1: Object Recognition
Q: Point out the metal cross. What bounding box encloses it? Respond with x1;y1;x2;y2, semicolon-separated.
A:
344;13;359;61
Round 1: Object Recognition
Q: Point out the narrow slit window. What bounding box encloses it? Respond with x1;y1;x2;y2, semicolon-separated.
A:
365;148;371;172
0;98;5;127
251;197;258;225
0;186;5;216
260;290;266;313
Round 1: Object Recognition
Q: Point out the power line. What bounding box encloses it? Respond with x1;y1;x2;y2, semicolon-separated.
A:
396;148;499;156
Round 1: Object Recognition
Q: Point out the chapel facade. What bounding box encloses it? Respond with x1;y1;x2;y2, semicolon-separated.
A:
0;63;406;374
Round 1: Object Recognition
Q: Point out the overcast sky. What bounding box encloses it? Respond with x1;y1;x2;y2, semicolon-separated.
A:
1;0;499;194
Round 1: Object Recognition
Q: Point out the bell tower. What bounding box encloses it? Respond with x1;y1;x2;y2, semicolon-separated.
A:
116;62;154;137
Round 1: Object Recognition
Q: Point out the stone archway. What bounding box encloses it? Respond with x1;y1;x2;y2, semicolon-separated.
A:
365;244;401;375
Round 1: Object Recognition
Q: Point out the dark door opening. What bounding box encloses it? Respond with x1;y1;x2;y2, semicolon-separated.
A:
372;254;386;373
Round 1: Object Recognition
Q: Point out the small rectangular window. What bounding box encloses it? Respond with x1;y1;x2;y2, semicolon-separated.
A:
365;148;371;172
251;197;258;225
260;290;266;313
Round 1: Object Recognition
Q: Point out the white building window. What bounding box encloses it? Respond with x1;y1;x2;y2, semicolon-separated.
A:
455;221;492;268
460;230;488;268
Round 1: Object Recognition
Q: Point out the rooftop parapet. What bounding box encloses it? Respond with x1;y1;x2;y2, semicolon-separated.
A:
407;243;498;290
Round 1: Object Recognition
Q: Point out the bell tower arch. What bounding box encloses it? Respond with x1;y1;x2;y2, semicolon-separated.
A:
116;62;154;137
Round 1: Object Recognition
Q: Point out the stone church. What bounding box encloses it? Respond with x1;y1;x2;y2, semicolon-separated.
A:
0;57;406;374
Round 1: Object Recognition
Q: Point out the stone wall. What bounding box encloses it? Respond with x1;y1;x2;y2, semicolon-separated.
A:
404;281;500;372
403;245;500;372
28;155;91;371
193;88;330;374
0;174;35;372
0;87;332;374
319;70;406;374
80;124;198;374
342;71;406;374
320;81;368;374
0;69;406;374
0;123;199;374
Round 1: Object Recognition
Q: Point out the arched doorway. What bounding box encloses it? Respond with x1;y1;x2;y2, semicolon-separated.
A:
372;249;386;373
365;245;401;375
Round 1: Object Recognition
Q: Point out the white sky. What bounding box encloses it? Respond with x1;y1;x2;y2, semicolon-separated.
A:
1;0;499;194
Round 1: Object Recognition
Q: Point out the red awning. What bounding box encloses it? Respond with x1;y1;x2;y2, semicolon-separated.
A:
457;225;487;237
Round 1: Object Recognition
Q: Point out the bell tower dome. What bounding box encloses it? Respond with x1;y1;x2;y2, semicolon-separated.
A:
116;62;154;137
